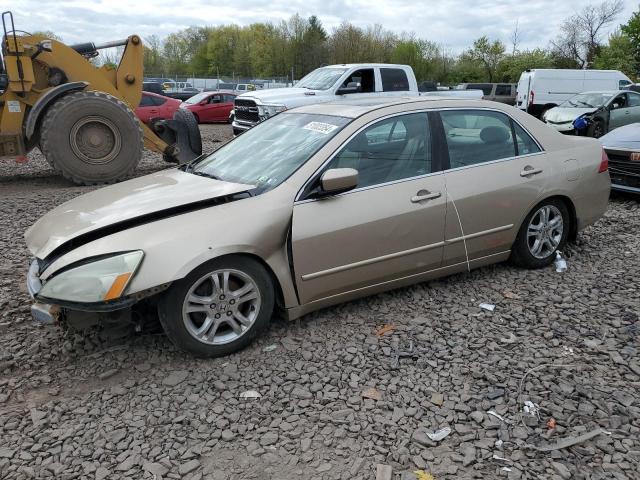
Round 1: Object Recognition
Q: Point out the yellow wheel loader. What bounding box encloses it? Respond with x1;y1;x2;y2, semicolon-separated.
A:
0;11;201;185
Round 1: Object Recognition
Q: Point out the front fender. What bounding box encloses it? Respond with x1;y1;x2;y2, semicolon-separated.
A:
25;81;88;139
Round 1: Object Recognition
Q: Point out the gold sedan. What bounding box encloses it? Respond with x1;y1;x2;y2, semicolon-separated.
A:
25;98;611;357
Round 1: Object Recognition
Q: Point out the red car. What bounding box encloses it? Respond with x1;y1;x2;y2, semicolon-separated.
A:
181;91;236;123
135;92;181;123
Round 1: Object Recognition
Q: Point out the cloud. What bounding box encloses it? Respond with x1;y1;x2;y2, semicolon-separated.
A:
11;0;637;52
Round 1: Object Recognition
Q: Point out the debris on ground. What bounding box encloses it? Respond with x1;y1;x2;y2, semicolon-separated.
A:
239;390;261;399
527;428;611;452
426;426;451;442
361;387;382;401
375;464;393;480
479;303;496;312
554;251;568;272
263;344;278;352
375;324;395;336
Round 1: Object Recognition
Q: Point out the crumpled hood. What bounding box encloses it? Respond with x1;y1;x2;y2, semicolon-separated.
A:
544;107;597;124
238;88;329;107
25;169;253;259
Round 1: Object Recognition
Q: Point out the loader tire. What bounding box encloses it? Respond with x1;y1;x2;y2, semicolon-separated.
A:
175;108;202;158
40;91;143;185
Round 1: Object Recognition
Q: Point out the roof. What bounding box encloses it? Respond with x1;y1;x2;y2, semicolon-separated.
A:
322;63;410;69
287;96;492;118
203;90;236;95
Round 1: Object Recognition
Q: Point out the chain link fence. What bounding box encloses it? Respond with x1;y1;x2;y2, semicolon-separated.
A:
144;74;292;90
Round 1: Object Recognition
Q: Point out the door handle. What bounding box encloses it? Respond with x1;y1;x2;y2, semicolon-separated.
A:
520;166;543;177
411;191;441;203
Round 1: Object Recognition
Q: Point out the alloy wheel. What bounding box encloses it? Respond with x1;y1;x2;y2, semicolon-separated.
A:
182;269;261;345
527;205;564;259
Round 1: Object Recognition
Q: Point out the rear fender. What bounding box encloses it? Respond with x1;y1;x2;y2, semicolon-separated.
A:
24;82;88;140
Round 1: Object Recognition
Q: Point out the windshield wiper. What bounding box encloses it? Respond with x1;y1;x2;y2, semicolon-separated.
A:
192;170;223;181
575;100;594;108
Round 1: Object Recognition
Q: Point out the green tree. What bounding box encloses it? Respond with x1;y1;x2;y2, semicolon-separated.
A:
621;8;640;76
467;36;506;82
593;31;636;77
497;49;555;82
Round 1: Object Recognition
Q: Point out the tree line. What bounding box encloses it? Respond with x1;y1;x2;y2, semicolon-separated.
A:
142;0;638;84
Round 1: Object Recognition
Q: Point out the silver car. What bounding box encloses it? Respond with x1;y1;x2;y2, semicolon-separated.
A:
25;98;611;357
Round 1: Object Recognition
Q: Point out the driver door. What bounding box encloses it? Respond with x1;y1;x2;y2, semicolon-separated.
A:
291;112;447;305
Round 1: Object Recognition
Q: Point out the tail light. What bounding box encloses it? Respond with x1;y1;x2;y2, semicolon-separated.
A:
598;149;609;173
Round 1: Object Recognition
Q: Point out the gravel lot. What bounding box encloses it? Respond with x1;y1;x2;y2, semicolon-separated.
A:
1;124;639;480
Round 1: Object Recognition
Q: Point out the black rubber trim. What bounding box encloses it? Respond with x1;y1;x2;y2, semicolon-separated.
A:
40;191;252;273
25;81;88;139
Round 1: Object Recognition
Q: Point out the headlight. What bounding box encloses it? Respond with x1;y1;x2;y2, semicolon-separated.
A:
258;104;286;118
39;251;144;303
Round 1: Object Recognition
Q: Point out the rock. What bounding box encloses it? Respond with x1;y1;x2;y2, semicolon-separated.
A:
179;459;200;476
98;368;119;380
260;432;278;446
486;388;505;400
376;464;393;480
552;461;571;479
163;370;189;386
95;467;110;480
143;462;169;477
470;411;484;423
317;462;333;472
0;448;15;459
292;387;313;399
430;392;444;406
221;429;235;441
301;438;311;452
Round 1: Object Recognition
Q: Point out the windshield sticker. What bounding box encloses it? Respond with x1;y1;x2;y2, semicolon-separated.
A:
303;122;339;135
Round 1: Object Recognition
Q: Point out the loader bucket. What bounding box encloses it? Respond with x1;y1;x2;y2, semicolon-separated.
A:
150;108;202;163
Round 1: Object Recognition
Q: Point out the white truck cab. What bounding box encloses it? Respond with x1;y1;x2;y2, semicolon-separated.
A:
232;64;419;134
516;69;632;117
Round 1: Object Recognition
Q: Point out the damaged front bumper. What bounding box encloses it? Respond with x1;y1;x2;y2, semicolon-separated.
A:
26;259;59;325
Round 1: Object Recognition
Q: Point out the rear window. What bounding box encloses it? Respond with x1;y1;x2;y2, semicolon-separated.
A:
381;68;410;92
495;84;512;96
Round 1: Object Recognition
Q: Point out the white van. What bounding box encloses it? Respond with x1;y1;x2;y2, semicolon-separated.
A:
516;69;632;117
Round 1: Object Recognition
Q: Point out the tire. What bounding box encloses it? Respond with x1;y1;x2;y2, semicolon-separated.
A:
174;108;202;156
40;91;142;185
588;119;605;138
158;256;274;357
510;198;570;269
192;112;200;124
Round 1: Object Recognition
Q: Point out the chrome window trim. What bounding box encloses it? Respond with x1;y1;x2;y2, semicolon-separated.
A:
294;106;545;204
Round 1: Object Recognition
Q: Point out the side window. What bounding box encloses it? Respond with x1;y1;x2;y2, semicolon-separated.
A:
381;68;410;92
139;94;155;107
152;96;167;106
469;84;493;95
620;79;632;89
611;94;626;109
512;122;541;156
325;113;431;189
209;95;221;104
440;110;516;168
495;84;512;96
342;69;375;93
224;94;236;103
627;92;640;107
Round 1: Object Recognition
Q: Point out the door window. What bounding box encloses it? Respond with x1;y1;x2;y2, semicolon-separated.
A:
495;84;512;96
222;94;236;102
325;113;431;188
139;94;155;107
208;95;222;104
440;110;518;168
610;94;627;109
381;68;410;92
341;69;375;93
512;122;541;156
627;92;640;107
151;96;167;106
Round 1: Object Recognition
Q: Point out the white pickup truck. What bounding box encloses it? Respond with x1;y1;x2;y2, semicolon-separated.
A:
232;63;482;134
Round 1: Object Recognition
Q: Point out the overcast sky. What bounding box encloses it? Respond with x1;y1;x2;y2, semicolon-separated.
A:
9;0;638;52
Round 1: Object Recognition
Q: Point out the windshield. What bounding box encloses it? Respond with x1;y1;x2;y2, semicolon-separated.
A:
561;92;613;108
191;113;350;190
184;92;210;104
296;68;348;90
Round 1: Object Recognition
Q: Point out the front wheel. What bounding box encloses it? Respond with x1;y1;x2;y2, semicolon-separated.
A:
588;120;605;138
510;199;569;269
158;256;274;357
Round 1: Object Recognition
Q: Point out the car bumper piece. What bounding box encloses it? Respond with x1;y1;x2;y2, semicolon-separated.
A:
31;302;60;325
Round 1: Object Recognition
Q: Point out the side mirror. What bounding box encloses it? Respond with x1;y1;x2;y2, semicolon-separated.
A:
336;82;362;95
319;168;358;196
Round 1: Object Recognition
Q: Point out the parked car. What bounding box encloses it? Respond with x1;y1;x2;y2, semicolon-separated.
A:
235;83;256;93
599;123;640;193
135;92;182;124
181;91;236;123
543;90;640;137
25;97;610;357
457;83;517;105
516;69;632;117
142;82;165;95
163;82;201;101
205;83;237;92
232;63;482;135
625;84;640;93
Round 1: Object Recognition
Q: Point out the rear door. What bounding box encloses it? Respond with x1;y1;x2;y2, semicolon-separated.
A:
379;67;412;97
436;109;549;265
609;93;634;130
291;112;446;304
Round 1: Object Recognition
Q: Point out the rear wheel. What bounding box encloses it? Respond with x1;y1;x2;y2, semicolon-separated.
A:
158;256;274;357
510;199;569;269
40;91;142;185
